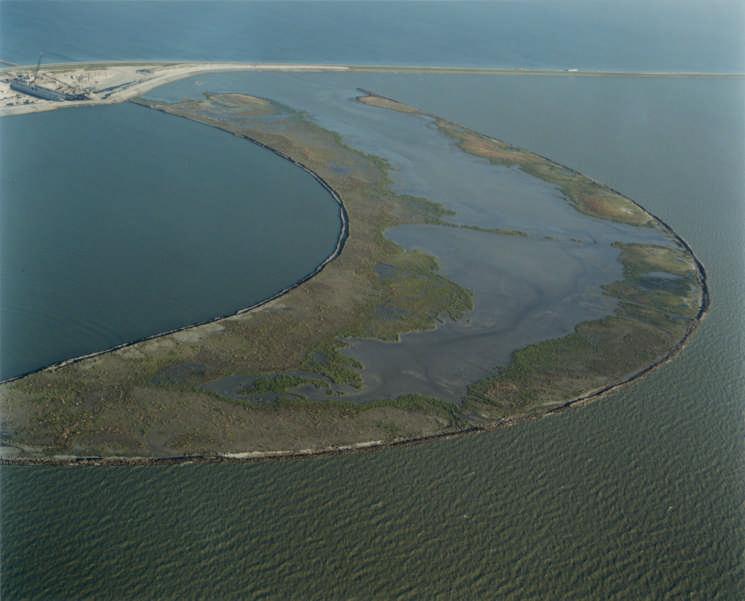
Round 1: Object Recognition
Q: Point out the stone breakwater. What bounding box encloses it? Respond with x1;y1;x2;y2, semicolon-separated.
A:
0;103;350;386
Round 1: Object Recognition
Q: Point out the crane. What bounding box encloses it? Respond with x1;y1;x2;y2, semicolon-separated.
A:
27;52;84;95
31;52;43;83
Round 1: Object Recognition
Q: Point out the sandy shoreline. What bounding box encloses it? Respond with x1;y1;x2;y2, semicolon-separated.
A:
0;62;350;117
2;61;743;117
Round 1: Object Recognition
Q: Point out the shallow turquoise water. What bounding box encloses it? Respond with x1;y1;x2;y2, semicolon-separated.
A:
2;75;743;599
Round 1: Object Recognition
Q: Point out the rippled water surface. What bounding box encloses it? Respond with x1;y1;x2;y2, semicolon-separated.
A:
2;75;744;599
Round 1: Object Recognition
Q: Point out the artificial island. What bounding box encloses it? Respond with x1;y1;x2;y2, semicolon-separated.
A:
0;64;707;463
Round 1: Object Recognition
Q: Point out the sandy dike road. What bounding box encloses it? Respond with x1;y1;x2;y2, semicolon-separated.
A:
2;61;743;117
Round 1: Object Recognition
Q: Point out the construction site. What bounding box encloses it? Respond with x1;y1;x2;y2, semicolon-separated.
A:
2;54;94;104
0;58;307;117
0;55;221;116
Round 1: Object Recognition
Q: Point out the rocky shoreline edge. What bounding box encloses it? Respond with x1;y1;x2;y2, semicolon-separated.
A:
1;244;708;467
0;102;350;387
0;95;710;467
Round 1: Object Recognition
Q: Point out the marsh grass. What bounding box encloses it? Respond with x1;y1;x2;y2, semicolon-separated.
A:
0;93;703;457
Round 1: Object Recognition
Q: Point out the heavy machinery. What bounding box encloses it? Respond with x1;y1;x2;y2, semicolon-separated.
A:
9;52;89;102
30;52;42;83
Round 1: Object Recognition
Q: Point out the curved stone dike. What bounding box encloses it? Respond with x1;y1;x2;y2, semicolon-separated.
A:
0;90;707;463
0;103;347;385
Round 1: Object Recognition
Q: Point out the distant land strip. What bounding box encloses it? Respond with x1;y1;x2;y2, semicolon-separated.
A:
2;61;743;118
4;60;745;78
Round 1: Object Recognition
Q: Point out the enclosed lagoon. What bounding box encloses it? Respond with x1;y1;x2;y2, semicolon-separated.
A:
142;73;689;404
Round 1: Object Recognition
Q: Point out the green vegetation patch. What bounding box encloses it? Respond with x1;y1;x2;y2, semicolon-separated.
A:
357;92;654;228
361;247;473;341
441;223;528;237
240;374;312;396
302;342;364;388
465;315;678;418
465;241;701;418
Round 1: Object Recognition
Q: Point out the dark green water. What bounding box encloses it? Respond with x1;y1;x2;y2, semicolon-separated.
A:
2;76;743;599
0;103;342;380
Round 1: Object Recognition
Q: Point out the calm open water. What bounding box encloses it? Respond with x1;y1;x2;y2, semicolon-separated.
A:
1;0;744;72
2;2;744;599
0;103;342;380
